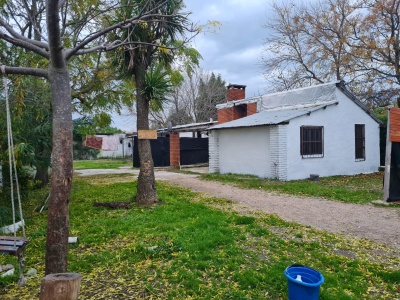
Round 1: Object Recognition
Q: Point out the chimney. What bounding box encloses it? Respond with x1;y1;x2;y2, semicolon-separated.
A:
227;84;246;101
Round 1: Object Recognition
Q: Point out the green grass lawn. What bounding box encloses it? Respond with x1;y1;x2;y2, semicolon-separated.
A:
201;172;385;205
1;173;399;299
73;159;132;170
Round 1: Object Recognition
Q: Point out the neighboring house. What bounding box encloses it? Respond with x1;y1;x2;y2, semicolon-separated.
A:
92;133;134;158
209;82;382;181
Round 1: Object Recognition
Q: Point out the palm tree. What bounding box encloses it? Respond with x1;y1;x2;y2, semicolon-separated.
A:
112;0;194;205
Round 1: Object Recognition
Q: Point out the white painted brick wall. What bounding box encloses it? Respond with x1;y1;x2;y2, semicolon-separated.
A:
270;126;278;179
270;125;288;181
208;131;220;173
277;125;288;181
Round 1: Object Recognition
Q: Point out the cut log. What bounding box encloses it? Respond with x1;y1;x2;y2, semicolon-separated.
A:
39;273;82;300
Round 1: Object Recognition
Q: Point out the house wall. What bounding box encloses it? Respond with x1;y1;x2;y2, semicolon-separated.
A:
218;126;271;178
285;89;380;180
97;134;133;158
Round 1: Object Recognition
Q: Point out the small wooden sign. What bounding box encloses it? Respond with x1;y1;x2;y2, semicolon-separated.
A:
138;130;158;140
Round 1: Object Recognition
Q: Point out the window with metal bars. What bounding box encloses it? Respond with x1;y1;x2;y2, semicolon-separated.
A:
300;126;324;158
355;124;365;161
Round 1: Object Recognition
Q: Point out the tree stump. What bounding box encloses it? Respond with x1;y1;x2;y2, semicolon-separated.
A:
39;273;82;300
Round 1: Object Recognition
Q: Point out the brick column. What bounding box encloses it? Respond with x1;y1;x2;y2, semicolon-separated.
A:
209;130;220;173
270;125;288;181
169;132;180;169
227;84;246;101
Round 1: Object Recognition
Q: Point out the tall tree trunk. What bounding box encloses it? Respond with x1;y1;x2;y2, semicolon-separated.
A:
44;0;73;274
35;165;49;187
135;64;158;205
44;66;73;274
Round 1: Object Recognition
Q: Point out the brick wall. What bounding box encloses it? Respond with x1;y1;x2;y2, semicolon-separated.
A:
218;103;256;124
217;84;259;123
270;125;288;181
247;102;257;116
233;104;247;120
227;87;246;101
209;131;219;173
218;107;233;124
169;132;180;168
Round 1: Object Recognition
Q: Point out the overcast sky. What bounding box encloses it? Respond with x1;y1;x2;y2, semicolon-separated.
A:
111;0;271;131
185;0;270;97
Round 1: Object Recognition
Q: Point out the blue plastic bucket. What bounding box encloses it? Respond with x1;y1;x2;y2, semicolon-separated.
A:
284;265;324;300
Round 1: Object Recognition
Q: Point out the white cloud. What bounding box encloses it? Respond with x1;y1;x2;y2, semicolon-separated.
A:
222;45;265;65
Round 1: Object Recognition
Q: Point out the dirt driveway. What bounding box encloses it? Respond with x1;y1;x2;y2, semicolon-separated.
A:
76;167;400;252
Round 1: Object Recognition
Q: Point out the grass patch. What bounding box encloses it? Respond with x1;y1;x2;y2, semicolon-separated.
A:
1;173;399;299
73;159;132;170
201;172;384;204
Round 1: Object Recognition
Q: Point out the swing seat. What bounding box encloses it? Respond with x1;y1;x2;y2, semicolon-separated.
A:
0;236;29;256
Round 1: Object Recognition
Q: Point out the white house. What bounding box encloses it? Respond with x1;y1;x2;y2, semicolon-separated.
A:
96;134;134;158
209;82;382;181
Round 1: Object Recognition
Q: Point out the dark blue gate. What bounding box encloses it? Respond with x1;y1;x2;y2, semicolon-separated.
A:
133;136;208;167
133;136;170;168
180;137;209;165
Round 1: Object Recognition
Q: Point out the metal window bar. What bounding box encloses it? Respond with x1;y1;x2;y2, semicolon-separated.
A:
301;126;324;158
355;124;365;160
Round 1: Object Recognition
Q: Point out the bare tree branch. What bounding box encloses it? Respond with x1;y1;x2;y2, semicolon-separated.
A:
0;65;48;78
0;18;48;49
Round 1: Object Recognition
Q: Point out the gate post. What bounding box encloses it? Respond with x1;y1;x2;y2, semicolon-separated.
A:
170;132;180;169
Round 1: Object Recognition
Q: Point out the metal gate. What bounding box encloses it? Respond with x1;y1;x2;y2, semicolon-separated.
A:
133;136;170;167
133;136;208;167
180;137;208;165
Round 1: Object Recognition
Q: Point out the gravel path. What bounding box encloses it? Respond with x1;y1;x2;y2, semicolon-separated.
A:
76;168;400;252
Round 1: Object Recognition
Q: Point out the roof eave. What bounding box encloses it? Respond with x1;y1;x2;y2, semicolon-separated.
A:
210;121;290;131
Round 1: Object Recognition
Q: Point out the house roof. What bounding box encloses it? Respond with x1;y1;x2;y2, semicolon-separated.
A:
216;81;339;110
213;81;382;129
259;81;338;109
211;102;337;130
